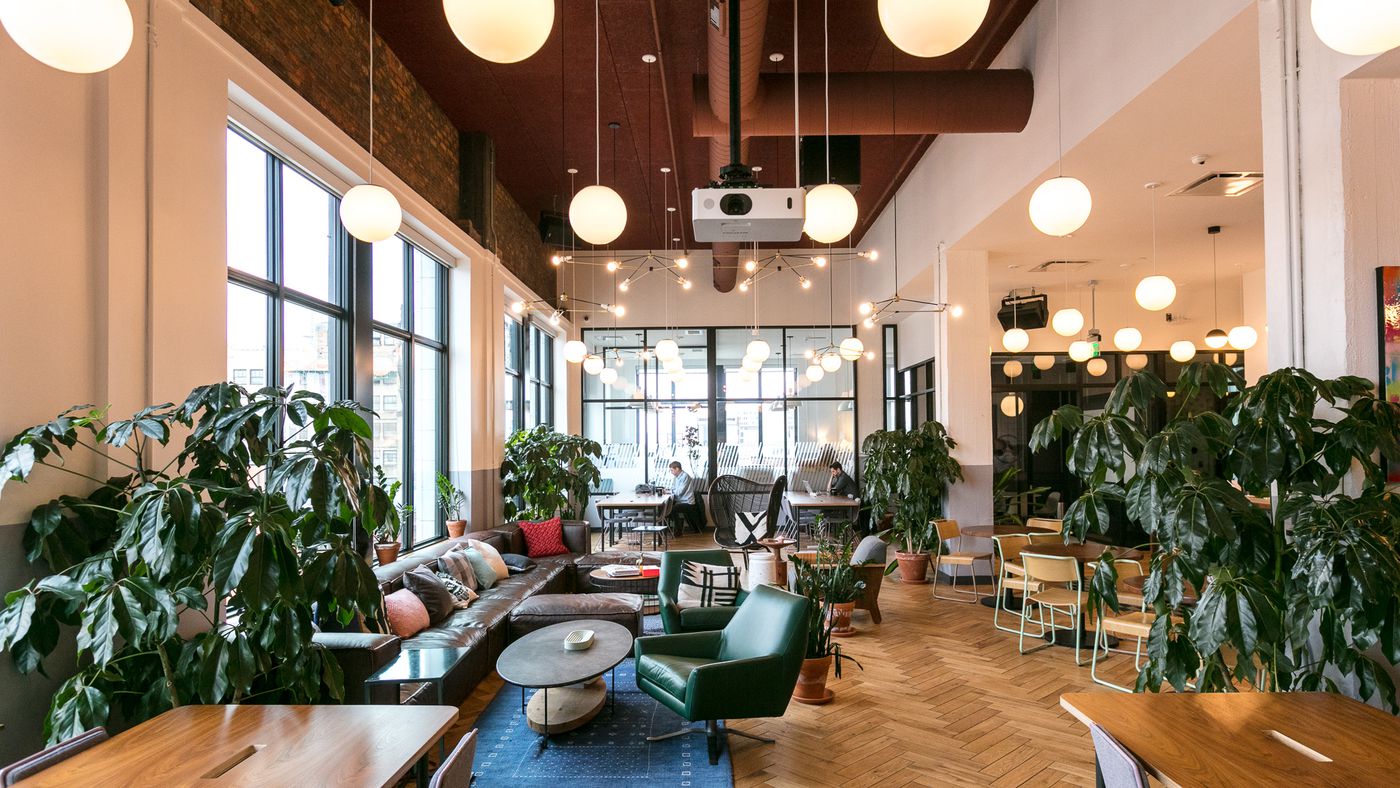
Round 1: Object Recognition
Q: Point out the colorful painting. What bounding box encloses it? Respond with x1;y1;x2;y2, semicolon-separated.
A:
1382;267;1400;483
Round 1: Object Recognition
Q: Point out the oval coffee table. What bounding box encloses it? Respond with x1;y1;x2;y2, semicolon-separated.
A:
496;620;634;750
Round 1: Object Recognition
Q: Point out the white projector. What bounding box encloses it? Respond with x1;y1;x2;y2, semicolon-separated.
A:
692;187;806;242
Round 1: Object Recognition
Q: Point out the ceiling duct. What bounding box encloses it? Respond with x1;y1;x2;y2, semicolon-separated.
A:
1028;260;1091;273
1168;172;1264;198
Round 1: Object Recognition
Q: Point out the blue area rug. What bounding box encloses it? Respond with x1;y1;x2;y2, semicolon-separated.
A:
471;619;733;788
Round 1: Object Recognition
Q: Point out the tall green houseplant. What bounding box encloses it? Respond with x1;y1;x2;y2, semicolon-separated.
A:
1031;363;1400;708
0;384;390;743
861;421;964;554
500;425;602;522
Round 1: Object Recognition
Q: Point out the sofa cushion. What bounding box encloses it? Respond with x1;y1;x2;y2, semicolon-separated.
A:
435;571;477;604
467;539;510;580
638;654;715;699
403;565;457;623
509;593;644;639
519;517;569;558
384;589;430;639
852;535;888;565
462;549;499;590
677;561;742;609
502;553;537;574
402;611;491;650
437;549;479;590
493;523;530;555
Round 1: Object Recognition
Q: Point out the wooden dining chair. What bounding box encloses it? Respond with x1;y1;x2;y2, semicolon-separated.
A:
1026;517;1064;533
1090;560;1157;692
1088;724;1149;788
930;519;994;603
991;534;1044;636
1019;553;1088;665
429;729;478;788
1026;531;1062;545
0;728;109;786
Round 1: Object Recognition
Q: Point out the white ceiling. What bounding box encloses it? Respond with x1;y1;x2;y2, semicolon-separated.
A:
961;6;1264;296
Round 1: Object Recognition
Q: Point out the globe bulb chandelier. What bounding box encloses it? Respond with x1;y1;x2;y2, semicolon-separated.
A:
1085;357;1108;377
569;0;626;246
341;0;402;243
1050;307;1085;337
1169;341;1197;363
999;394;1024;418
598;367;618;386
805;365;825;383
1228;325;1259;350
1311;0;1400;56
804;184;859;244
1113;327;1143;352
583;355;605;375
1204;328;1229;350
0;0;134;74
1029;177;1093;237
563;340;588;364
820;352;843;373
1033;354;1056;371
1003;360;1024;378
1002;328;1030;353
1125;353;1149;371
1068;340;1094;363
877;0;989;58
443;0;555;64
746;339;772;363
654;338;679;362
838;337;865;362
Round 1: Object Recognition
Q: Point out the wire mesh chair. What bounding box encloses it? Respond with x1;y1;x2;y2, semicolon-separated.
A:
708;474;786;567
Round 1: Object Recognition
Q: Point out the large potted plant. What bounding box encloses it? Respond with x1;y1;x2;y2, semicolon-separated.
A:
436;472;468;538
862;421;964;584
1031;363;1400;705
500;425;602;523
0;384;388;743
790;546;864;704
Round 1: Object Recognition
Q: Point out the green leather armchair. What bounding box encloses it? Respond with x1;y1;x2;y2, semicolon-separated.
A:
634;583;811;764
658;549;750;634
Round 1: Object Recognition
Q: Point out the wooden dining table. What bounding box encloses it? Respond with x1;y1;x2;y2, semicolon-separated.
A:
1061;691;1400;787
958;523;1058;539
595;492;673;548
1120;573;1200;605
11;704;457;787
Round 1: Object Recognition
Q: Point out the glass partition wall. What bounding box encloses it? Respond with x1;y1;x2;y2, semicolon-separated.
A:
581;327;859;502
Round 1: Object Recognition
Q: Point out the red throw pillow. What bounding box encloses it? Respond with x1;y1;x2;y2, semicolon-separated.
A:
383;588;430;639
518;516;569;558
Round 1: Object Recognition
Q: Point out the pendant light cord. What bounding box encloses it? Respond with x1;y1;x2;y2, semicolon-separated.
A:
1211;229;1220;326
595;0;601;185
823;0;831;183
1055;0;1062;177
793;0;800;188
368;0;375;184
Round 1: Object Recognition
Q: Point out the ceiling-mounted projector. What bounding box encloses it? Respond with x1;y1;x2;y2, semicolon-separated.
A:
692;186;806;242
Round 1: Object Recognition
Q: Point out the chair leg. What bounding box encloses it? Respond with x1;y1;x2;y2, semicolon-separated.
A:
647;724;706;742
1090;623;1134;693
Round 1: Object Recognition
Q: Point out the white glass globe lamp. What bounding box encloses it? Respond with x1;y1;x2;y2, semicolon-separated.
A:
803;184;858;244
1051;308;1084;337
563;340;588;364
340;185;402;243
877;0;990;58
1033;355;1056;371
0;0;134;74
820;353;843;373
838;337;865;362
1310;0;1400;56
1003;360;1024;378
1169;341;1197;363
746;339;771;362
1228;325;1259;350
1113;327;1143;352
1029;176;1093;237
1204;328;1229;350
1086;357;1108;377
1135;275;1177;311
1125;354;1149;371
569;185;627;246
598;367;618;386
805;365;825;383
443;0;555;64
654;339;679;362
1002;328;1030;353
1068;341;1094;363
999;394;1024;418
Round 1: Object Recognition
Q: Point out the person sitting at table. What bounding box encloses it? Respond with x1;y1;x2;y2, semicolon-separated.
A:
668;461;705;534
828;461;859;498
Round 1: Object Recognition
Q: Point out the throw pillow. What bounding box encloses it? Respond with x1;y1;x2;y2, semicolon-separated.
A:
467;538;510;580
437;549;479;591
677;560;742;609
435;572;479;608
518;516;569;558
383;589;430;638
403;565;456;623
734;512;769;545
463;548;499;590
502;554;537;574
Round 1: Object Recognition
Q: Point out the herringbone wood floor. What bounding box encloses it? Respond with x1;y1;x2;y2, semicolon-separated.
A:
445;532;1137;786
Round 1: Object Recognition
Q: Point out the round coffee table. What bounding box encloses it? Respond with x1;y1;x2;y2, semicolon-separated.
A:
588;568;660;596
495;620;634;749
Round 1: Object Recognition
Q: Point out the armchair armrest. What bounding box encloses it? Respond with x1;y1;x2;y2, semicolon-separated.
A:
634;630;723;659
686;654;790;720
562;521;591;555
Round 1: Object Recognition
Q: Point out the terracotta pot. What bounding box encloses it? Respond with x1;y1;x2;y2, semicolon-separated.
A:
895;551;931;584
446;520;468;538
374;543;400;566
793;656;835;705
828;601;856;636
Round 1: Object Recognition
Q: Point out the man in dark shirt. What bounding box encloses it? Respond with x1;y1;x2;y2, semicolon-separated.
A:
828;462;859;498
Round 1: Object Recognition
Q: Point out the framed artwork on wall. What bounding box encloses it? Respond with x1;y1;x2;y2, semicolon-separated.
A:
1380;266;1400;483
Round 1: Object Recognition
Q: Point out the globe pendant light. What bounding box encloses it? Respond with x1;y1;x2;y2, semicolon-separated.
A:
806;3;857;244
746;339;772;363
820;352;843;374
569;0;626;246
1002;328;1030;353
1205;329;1229;350
999;394;1024;418
1085;357;1108;377
1135;183;1176;311
1169;341;1197;363
738;369;757;384
741;355;762;373
838;337;865;361
1033;354;1056;371
1003;360;1024;379
443;0;554;64
563;340;588;364
0;0;133;74
654;338;679;362
1029;0;1092;238
1203;226;1229;349
1068;340;1093;362
1227;325;1259;350
1113;327;1143;352
341;0;402;243
1051;307;1084;337
878;0;989;58
1311;0;1400;56
583;354;605;375
598;367;618;386
662;355;683;373
805;364;826;383
1125;353;1149;371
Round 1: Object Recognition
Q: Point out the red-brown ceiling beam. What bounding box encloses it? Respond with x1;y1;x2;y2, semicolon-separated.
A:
709;0;770;293
692;70;1034;137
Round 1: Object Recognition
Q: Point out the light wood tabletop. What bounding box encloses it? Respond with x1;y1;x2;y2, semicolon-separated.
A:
11;704;457;787
1060;691;1400;787
785;492;861;508
596;492;673;509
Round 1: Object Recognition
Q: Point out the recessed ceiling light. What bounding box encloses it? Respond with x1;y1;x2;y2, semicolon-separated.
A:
642;54;657;63
769;52;785;62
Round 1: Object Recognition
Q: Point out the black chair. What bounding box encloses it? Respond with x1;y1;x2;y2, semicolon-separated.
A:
707;474;786;567
429;729;478;788
1;728;109;786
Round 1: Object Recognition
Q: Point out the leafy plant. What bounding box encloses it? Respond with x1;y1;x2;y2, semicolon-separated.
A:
0;384;388;743
682;425;703;478
992;465;1051;525
861;421;963;554
1031;363;1400;709
436;472;467;521
372;467;408;545
790;527;865;677
500;425;602;521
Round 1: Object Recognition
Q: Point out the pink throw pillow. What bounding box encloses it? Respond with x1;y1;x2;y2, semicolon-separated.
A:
383;588;430;639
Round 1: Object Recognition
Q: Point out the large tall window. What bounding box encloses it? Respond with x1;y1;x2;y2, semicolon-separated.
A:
226;125;450;550
506;318;556;433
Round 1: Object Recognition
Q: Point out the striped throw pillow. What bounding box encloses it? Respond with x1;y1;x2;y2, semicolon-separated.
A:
734;512;768;545
676;561;742;609
437;549;478;591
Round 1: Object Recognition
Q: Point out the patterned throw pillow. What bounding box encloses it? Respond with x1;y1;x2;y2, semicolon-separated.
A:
734;512;769;545
676;561;742;609
518;516;570;558
437;549;479;591
435;572;479;608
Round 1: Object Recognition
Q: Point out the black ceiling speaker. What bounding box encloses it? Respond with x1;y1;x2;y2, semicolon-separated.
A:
998;293;1049;331
800;135;861;189
539;211;576;247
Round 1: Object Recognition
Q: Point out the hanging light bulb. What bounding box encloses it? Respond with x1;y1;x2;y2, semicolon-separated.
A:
443;0;555;63
1113;327;1143;352
551;254;564;266
838;337;865;361
746;339;772;362
865;350;876;361
744;260;757;273
598;367;618;386
548;310;562;327
858;302;874;316
999;393;1024;418
805;364;826;383
820;353;843;373
877;0;989;58
675;256;689;269
1003;360;1024;378
654;339;679;361
804;184;859;244
1227;325;1259;350
1033;354;1056;371
1125;353;1149;371
1068;340;1094;362
340;185;403;243
613;304;627;318
1029;177;1093;237
605;260;620;273
800;277;812;290
1135;275;1177;311
863;317;876;329
804;348;816;360
1169;341;1197;363
681;278;693;291
814;257;828;268
1204;328;1229;349
618;279;630;292
583;355;605;375
1002;328;1030;353
0;0;134;74
1086;357;1108;377
563;340;588;364
1050;307;1085;337
1311;0;1400;56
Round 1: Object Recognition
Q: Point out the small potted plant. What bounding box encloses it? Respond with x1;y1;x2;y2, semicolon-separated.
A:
817;523;864;635
436;472;469;538
373;468;409;565
790;550;864;704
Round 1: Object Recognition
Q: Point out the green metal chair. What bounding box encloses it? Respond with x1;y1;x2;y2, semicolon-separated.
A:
658;549;750;634
634;584;811;764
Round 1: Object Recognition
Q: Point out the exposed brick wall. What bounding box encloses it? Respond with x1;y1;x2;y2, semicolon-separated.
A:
192;0;555;304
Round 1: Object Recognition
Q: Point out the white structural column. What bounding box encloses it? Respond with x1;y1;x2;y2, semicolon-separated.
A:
937;250;994;528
